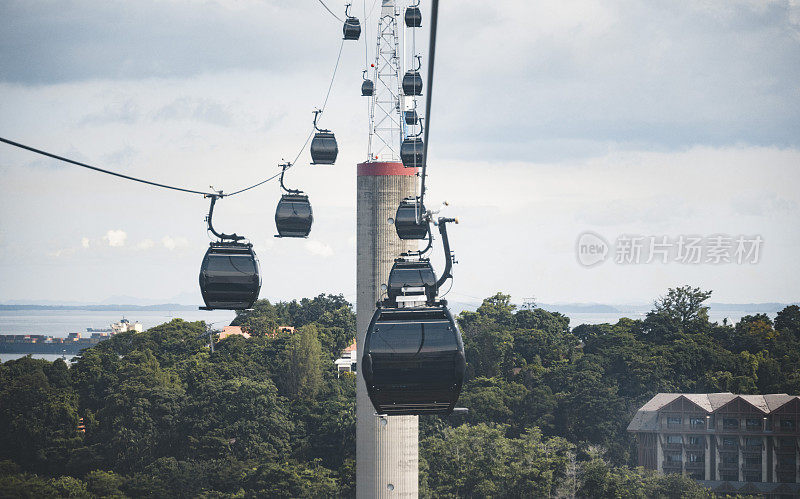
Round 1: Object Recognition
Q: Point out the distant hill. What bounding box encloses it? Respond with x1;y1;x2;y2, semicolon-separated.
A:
538;303;621;313
0;304;198;312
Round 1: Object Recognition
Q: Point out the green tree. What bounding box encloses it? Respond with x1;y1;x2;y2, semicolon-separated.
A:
0;357;81;474
645;285;712;336
84;470;125;498
279;325;324;400
775;305;800;337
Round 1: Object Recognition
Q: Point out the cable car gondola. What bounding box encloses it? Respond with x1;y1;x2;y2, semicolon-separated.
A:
362;306;464;415
343;4;361;40
275;162;313;238
404;109;418;125
405;1;422;28
400;135;424;168
386;257;437;306
362;218;465;416
199;195;261;311
361;70;374;96
394;197;428;240
402;70;423;96
310;110;338;165
403;56;423;96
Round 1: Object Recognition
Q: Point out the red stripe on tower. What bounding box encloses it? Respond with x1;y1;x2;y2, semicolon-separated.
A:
357;162;417;176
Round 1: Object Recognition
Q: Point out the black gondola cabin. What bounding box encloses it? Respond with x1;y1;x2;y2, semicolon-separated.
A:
310;131;338;164
362;79;374;96
400;136;424;168
402;70;423;96
395;197;428;240
343;16;361;40
275;193;313;238
362;306;466;416
199;243;261;310
405;6;422;27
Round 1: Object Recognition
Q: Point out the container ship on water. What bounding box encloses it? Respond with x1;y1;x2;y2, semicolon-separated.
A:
0;319;143;355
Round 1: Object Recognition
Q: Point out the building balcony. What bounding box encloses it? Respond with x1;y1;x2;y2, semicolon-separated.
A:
685;461;705;470
719;443;739;451
741;462;762;471
685;443;704;451
742;445;764;453
775;463;797;473
662;443;683;451
718;462;739;471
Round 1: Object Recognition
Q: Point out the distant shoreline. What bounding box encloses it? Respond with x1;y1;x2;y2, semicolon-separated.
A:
0;304;198;312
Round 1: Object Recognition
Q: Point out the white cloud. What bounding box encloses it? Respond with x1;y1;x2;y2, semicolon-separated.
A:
50;248;76;258
136;238;156;250
305;240;333;258
103;230;127;247
162;235;189;250
81;237;90;248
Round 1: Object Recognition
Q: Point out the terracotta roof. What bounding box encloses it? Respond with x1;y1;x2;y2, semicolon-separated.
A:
343;340;357;353
219;326;251;340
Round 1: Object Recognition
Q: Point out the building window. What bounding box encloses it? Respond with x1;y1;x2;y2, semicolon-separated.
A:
688;435;703;446
744;456;762;467
778;437;795;449
743;472;762;482
722;418;739;429
666;416;682;426
722;454;738;465
778;455;796;466
780;419;796;430
720;472;738;482
689;470;704;480
666;435;683;444
721;437;737;447
690;417;705;428
665;453;682;463
687;452;704;463
745;418;762;430
745;437;763;447
777;473;797;484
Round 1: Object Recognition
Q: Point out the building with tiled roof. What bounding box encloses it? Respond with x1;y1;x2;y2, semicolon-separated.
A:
218;326;251;340
628;393;800;496
334;340;357;377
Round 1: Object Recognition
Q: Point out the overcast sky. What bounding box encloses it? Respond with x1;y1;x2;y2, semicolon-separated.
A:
1;0;799;306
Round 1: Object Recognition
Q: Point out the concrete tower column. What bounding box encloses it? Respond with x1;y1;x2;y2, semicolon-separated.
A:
356;161;419;498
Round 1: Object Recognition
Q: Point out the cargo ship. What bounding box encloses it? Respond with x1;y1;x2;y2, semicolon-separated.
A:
0;319;142;355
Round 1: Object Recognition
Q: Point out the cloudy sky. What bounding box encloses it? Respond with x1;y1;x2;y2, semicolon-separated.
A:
0;0;798;306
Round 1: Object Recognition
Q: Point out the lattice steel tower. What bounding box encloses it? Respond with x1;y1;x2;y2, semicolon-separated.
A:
367;1;405;161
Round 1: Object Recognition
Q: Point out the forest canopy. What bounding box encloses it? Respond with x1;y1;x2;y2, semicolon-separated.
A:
2;288;798;497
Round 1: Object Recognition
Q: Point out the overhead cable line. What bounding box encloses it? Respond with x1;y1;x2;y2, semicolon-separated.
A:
227;37;344;196
316;0;343;22
0;32;347;199
419;0;438;206
0;136;215;197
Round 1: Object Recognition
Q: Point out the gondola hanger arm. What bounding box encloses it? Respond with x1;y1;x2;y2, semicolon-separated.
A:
205;194;244;242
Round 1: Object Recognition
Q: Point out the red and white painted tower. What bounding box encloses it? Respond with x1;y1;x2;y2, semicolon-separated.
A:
356;1;420;497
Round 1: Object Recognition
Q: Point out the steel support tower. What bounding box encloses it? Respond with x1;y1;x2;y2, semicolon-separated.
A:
357;1;419;497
